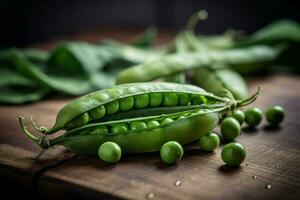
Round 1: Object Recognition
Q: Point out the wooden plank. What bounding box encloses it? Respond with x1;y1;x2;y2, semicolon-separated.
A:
0;99;76;183
32;74;300;199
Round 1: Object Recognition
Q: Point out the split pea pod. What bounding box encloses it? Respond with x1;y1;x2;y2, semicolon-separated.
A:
115;45;279;84
19;82;258;163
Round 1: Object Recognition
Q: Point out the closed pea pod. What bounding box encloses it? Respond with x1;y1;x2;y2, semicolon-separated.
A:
194;66;249;100
18;82;258;163
115;46;280;84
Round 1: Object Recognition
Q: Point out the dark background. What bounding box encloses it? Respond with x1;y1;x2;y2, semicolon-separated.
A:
1;0;299;48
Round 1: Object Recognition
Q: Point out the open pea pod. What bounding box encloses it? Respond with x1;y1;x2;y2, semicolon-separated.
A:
19;82;258;161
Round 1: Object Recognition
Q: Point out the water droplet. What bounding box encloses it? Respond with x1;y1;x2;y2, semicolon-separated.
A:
146;192;154;199
252;175;257;180
174;180;182;187
265;184;272;190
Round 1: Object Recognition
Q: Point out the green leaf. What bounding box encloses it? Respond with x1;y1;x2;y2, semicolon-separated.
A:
0;67;49;104
12;50;93;95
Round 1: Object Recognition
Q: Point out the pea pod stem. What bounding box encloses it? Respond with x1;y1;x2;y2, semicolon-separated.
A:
185;10;208;31
18;116;50;149
236;87;260;107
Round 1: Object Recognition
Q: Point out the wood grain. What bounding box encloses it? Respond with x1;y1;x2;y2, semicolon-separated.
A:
0;27;299;199
34;75;300;200
1;74;299;199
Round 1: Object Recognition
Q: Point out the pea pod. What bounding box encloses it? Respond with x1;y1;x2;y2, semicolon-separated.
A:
19;82;258;163
193;64;248;100
115;45;279;84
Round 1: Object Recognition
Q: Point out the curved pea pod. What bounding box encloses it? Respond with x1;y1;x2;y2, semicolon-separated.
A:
54;111;219;154
33;82;226;134
235;20;300;46
18;82;259;160
115;45;280;84
193;65;248;100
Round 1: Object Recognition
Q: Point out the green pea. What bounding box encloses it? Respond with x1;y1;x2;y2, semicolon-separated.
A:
221;117;241;141
232;110;245;125
68;113;89;128
245;108;263;128
198;132;220;152
89;105;106;120
111;123;128;134
135;94;149;109
191;94;203;105
120;97;134;111
161;118;174;125
91;125;109;135
98;142;122;163
105;100;119;115
160;141;184;164
221;142;246;166
163;93;179;107
146;120;160;128
149;93;163;107
266;106;284;126
178;93;190;106
130;121;147;131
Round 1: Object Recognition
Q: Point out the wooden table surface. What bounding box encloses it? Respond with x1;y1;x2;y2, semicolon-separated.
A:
0;31;300;200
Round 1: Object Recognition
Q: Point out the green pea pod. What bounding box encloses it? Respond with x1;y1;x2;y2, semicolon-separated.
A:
193;64;248;100
116;45;279;84
163;73;186;84
19;82;258;161
236;19;300;46
100;39;163;64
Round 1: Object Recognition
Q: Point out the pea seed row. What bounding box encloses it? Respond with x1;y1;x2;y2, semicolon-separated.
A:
81;112;193;136
67;92;205;129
